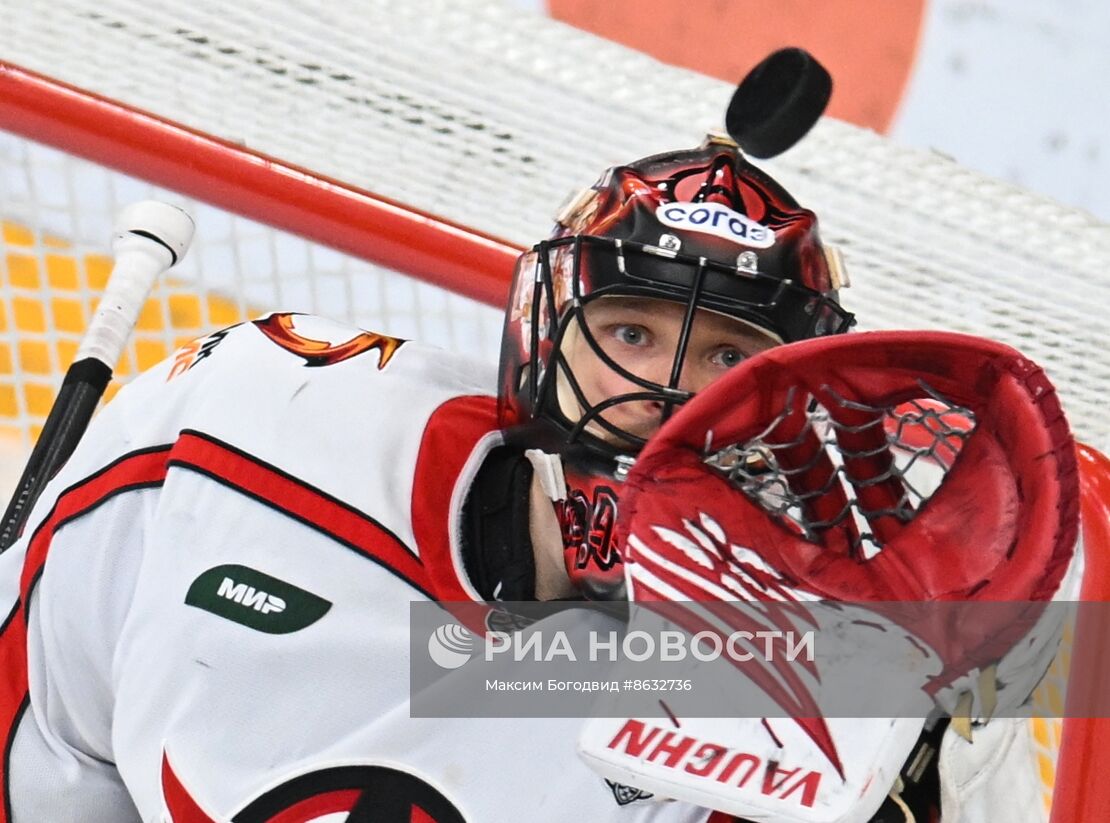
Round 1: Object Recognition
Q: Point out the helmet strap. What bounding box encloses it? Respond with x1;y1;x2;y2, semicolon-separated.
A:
524;449;566;502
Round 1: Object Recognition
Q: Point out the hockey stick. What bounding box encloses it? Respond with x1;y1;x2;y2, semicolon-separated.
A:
0;201;195;551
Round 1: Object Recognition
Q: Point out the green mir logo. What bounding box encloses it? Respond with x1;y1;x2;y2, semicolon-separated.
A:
186;564;332;634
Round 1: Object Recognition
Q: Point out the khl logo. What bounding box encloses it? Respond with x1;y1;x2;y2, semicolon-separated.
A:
429;623;475;669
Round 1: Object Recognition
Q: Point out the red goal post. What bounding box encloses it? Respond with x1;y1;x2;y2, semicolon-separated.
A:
0;1;1108;818
1062;444;1110;821
0;63;520;309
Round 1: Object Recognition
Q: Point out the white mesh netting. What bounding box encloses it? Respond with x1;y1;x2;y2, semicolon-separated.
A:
0;0;1107;452
0;135;502;354
0;134;502;460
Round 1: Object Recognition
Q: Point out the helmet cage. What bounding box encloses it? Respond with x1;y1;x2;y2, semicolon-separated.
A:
522;233;854;456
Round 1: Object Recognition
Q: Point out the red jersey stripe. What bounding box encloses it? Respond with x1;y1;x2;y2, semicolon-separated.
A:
168;430;433;597
412;395;500;603
2;445;172;823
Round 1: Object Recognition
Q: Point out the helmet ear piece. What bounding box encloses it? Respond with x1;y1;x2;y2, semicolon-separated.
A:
824;243;850;290
554;186;601;233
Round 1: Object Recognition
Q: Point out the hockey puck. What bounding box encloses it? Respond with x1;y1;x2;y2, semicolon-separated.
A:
726;47;832;159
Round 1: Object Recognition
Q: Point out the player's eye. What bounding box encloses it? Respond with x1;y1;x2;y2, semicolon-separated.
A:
611;324;651;347
710;347;745;368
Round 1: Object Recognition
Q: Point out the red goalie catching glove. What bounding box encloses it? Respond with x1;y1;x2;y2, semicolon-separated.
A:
579;330;1080;823
618;329;1077;605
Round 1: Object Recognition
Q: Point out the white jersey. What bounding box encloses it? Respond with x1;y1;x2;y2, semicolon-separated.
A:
0;314;720;823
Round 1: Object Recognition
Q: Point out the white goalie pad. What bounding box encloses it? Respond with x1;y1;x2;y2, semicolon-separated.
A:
573;598;939;822
578;714;922;823
576;538;1084;822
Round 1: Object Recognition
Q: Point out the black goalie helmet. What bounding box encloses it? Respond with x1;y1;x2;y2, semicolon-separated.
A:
496;134;854;599
499;134;853;465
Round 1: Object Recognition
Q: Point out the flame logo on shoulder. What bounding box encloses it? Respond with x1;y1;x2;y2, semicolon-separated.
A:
656;203;775;249
254;312;405;369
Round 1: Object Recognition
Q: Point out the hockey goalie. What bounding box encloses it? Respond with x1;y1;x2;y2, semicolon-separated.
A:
0;125;1089;822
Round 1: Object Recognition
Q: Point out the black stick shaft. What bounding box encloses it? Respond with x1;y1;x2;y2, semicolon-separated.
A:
0;358;112;551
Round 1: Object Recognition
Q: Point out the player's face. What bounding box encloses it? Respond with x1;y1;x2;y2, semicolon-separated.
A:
566;296;777;442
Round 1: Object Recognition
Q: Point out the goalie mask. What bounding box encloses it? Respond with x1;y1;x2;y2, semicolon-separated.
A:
497;135;853;599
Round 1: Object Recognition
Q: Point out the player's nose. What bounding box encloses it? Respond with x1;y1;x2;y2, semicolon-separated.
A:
634;352;684;389
654;366;707;395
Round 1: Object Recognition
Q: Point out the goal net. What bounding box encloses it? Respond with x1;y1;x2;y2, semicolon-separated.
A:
1;1;1107;820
